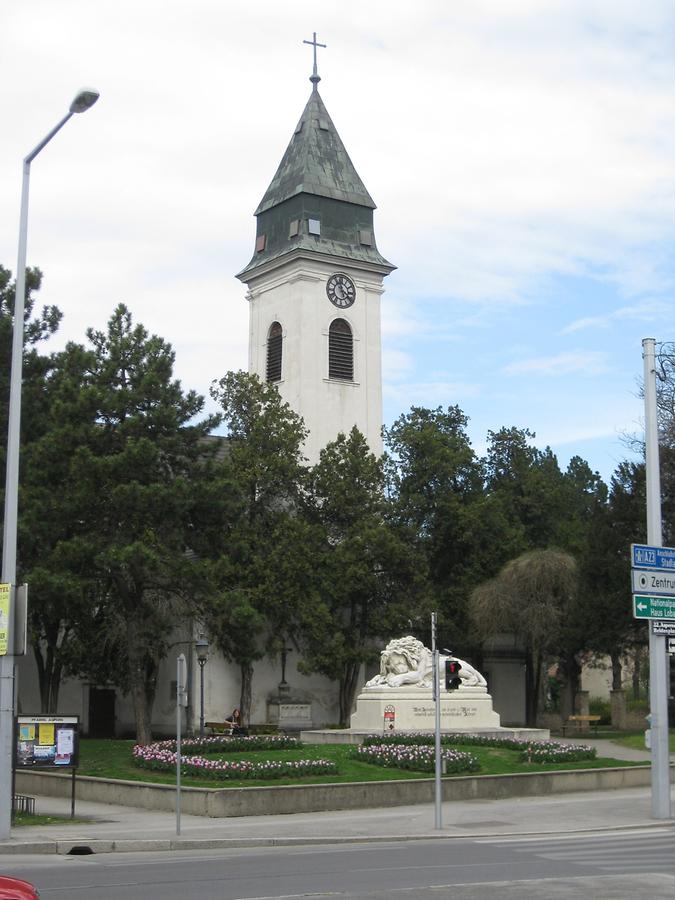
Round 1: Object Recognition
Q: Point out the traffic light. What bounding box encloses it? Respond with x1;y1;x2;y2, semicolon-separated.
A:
445;658;462;691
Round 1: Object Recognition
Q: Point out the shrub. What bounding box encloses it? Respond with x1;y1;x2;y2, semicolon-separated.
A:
589;697;611;725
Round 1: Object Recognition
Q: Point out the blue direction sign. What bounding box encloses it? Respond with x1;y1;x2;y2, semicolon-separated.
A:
631;544;675;571
634;595;675;620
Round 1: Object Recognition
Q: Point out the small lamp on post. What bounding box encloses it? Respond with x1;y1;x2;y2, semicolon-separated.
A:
195;635;209;738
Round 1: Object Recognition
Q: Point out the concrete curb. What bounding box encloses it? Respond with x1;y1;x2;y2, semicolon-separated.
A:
0;821;672;856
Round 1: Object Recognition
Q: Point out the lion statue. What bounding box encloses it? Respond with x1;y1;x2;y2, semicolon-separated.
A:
364;636;486;690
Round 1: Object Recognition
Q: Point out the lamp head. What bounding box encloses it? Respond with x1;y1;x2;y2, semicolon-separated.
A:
70;89;100;114
195;635;209;662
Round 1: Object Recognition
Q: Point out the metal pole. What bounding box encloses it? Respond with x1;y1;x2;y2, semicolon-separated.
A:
642;338;671;820
0;93;97;841
176;654;184;836
431;612;442;829
199;660;205;738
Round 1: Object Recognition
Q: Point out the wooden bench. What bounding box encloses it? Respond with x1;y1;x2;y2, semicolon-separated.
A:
205;721;234;735
561;714;601;736
205;721;278;736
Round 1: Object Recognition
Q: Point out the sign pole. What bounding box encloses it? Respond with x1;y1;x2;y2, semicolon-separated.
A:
643;338;670;820
176;653;186;836
431;612;442;830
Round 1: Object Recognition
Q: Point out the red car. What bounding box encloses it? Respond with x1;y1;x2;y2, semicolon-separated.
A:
0;875;40;899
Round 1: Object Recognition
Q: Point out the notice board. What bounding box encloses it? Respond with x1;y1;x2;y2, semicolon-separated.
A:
15;715;79;769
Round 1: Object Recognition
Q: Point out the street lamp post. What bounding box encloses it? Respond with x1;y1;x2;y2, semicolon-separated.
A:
0;89;99;840
195;635;209;738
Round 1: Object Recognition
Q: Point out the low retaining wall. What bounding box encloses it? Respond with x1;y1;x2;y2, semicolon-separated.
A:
15;765;658;819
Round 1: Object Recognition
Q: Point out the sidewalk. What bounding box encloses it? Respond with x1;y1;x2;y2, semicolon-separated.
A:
1;785;671;855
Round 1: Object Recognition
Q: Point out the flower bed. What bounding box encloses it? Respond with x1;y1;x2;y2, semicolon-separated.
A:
353;743;479;774
360;733;596;764
519;741;596;763
132;737;337;781
140;735;299;755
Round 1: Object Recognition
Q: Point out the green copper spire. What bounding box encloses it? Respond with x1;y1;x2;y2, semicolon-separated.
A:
238;50;393;280
254;90;376;215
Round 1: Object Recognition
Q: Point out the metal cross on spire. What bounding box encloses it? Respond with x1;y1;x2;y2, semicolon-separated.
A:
303;32;326;90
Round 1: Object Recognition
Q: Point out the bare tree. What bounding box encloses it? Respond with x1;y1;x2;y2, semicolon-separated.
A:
469;549;578;725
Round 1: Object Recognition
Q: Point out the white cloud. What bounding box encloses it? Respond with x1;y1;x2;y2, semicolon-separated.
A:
562;299;675;334
503;351;610;377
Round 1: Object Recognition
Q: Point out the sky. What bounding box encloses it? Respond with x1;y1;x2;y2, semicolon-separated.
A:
3;0;675;484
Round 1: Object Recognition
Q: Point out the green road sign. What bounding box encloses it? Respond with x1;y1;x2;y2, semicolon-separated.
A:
633;594;675;620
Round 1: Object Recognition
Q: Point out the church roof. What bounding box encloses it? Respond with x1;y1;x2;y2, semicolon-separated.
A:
254;89;376;215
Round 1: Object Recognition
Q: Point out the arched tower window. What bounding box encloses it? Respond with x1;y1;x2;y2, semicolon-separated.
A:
328;318;353;381
266;322;282;382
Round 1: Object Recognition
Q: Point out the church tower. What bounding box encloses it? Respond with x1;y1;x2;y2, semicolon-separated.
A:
237;37;395;465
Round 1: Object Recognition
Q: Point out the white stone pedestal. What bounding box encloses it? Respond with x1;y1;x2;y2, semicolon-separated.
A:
267;696;312;731
350;686;501;732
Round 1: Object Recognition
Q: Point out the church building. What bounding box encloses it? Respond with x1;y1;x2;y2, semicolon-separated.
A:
16;46;529;736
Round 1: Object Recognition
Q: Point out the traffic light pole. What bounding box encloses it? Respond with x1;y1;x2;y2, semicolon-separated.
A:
431;612;442;830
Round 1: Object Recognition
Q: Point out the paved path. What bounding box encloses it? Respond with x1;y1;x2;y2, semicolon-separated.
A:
558;736;653;762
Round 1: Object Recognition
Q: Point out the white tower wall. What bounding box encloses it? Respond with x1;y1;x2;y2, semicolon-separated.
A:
246;256;384;465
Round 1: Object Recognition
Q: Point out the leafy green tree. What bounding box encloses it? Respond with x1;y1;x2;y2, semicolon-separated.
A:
0;265;61;521
470;549;578;725
18;341;101;711
578;461;648;694
0;264;73;711
49;305;219;742
302;427;428;725
201;371;316;723
384;407;519;651
483;427;568;552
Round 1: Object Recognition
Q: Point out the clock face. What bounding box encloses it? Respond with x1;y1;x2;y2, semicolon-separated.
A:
326;273;356;308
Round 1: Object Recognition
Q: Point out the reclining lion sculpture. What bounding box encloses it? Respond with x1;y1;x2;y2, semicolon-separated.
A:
364;636;487;690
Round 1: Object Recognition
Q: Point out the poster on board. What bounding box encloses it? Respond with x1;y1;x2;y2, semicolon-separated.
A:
0;583;10;656
15;716;79;769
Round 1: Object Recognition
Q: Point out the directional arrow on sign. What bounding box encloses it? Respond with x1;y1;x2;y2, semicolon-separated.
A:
633;594;675;620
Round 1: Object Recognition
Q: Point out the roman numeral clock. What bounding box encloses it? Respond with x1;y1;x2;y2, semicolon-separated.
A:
326;273;356;309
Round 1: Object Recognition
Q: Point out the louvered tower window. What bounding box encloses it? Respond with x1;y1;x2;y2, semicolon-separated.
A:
266;322;282;382
328;318;353;381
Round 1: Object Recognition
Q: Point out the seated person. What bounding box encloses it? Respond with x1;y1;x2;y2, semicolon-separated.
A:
224;707;246;736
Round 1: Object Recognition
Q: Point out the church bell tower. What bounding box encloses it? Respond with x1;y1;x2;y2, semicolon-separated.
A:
237;36;395;465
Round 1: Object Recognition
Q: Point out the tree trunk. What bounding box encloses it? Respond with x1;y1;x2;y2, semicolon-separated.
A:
339;661;361;726
131;678;153;745
610;651;623;691
524;648;536;725
33;635;64;714
558;653;582;721
126;621;158;745
240;661;253;725
632;652;641;700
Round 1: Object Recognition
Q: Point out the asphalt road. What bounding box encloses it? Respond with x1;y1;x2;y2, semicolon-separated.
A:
2;828;675;899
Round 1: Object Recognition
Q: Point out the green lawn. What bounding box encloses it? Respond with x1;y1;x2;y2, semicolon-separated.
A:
13;813;90;827
611;730;675;753
74;739;644;790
